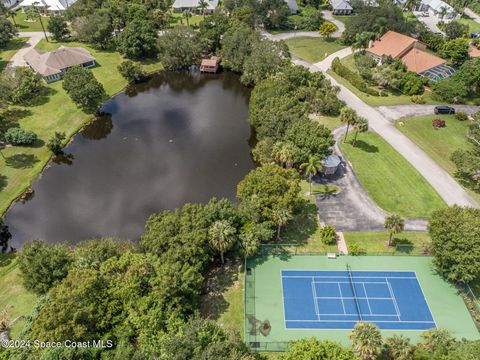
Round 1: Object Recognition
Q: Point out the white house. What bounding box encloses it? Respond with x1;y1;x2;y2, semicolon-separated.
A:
1;0;19;8
329;0;353;15
172;0;219;13
24;46;96;83
418;0;458;19
19;0;78;12
284;0;298;13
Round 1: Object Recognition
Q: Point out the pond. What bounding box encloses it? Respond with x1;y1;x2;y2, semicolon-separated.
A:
6;71;254;248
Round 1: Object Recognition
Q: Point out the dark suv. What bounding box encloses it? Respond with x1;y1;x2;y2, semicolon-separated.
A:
434;106;455;115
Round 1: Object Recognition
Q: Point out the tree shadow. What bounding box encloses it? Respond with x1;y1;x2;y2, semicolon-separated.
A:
52;152;74;165
5;153;40;169
392;237;414;254
0;175;7;191
354;140;379;153
0;109;33;137
23;86;57;107
281;200;319;245
198;257;242;321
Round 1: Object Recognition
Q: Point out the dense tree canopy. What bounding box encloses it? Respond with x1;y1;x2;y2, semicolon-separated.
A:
220;24;259;73
62;66;106;113
18;240;73;295
71;14;113;49
158;27;203;69
281;338;358;360
0;16;16;49
47;14;70;41
117;19;158;59
429;206;480;283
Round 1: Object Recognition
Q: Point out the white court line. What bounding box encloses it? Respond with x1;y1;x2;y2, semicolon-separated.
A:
315;313;398;316
386;278;401;320
283;275;416;279
337;283;346;315
363;283;373;315
313;281;391;285
285;319;436;323
311;278;320;320
314;296;394;300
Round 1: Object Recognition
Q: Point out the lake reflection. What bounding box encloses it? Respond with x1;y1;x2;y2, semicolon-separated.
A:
6;71;254;247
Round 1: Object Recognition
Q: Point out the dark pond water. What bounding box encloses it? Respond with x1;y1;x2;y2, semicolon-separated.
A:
6;71;254;248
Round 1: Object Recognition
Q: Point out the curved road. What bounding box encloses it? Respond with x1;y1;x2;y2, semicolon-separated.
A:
308;49;478;208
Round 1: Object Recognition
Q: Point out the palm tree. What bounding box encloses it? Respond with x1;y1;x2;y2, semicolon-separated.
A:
183;9;192;26
27;3;48;42
384;335;413;360
239;231;260;260
352;117;369;147
273;141;297;169
198;0;209;18
300;155;323;195
208;220;236;264
349;322;382;360
339;107;358;143
384;214;405;247
271;208;292;240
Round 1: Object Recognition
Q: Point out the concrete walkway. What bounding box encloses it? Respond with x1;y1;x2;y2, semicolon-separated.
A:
8;32;47;68
296;48;479;208
465;8;480;25
315;126;428;232
336;232;348;254
377;105;480;123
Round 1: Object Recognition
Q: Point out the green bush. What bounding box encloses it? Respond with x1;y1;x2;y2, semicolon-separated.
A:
117;61;146;83
331;58;379;96
401;72;424;96
349;242;366;256
320;225;337;245
4;127;37;146
47;132;66;155
454;112;469;121
411;95;425;104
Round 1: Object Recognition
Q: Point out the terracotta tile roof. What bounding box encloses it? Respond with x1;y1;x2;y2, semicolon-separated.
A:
368;31;418;58
469;46;480;58
401;48;446;73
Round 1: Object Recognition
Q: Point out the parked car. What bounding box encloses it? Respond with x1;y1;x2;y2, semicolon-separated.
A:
434;106;455;115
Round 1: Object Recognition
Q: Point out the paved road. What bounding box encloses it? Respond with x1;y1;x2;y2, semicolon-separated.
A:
321;10;345;38
296;48;479;208
465;8;480;25
261;14;345;41
8;32;47;68
316;127;428;231
377;105;480;122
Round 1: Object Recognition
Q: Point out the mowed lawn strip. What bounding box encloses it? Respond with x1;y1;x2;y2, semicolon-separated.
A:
11;11;50;32
0;40;162;215
339;131;446;218
285;37;346;64
0;255;36;339
343;231;431;255
396;115;480;204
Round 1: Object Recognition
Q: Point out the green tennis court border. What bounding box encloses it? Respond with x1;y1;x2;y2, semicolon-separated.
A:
244;254;479;351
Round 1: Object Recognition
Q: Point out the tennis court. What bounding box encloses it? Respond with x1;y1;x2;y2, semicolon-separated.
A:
282;269;435;330
245;255;479;350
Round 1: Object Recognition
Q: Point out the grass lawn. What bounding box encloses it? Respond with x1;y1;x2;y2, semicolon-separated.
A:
339;131;446;218
0;40;162;216
11;11;50;32
343;231;431;255
170;12;204;27
0;255;36;339
395;115;480;204
285;37;346;63
217;268;244;336
0;37;27;71
311;114;341;130
459;16;480;34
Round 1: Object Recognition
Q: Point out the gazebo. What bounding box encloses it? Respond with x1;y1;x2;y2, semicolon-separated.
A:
322;154;341;175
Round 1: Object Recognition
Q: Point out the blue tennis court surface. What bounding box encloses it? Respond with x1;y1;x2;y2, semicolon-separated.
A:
282;270;436;330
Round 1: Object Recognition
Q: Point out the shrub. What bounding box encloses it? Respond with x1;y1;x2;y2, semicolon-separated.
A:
410;95;425;104
4;128;37;146
454;112;468;121
320;225;337;245
331;58;379;96
117;61;147;83
432;118;446;128
349;242;366;256
47;131;66;155
401;72;424;95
